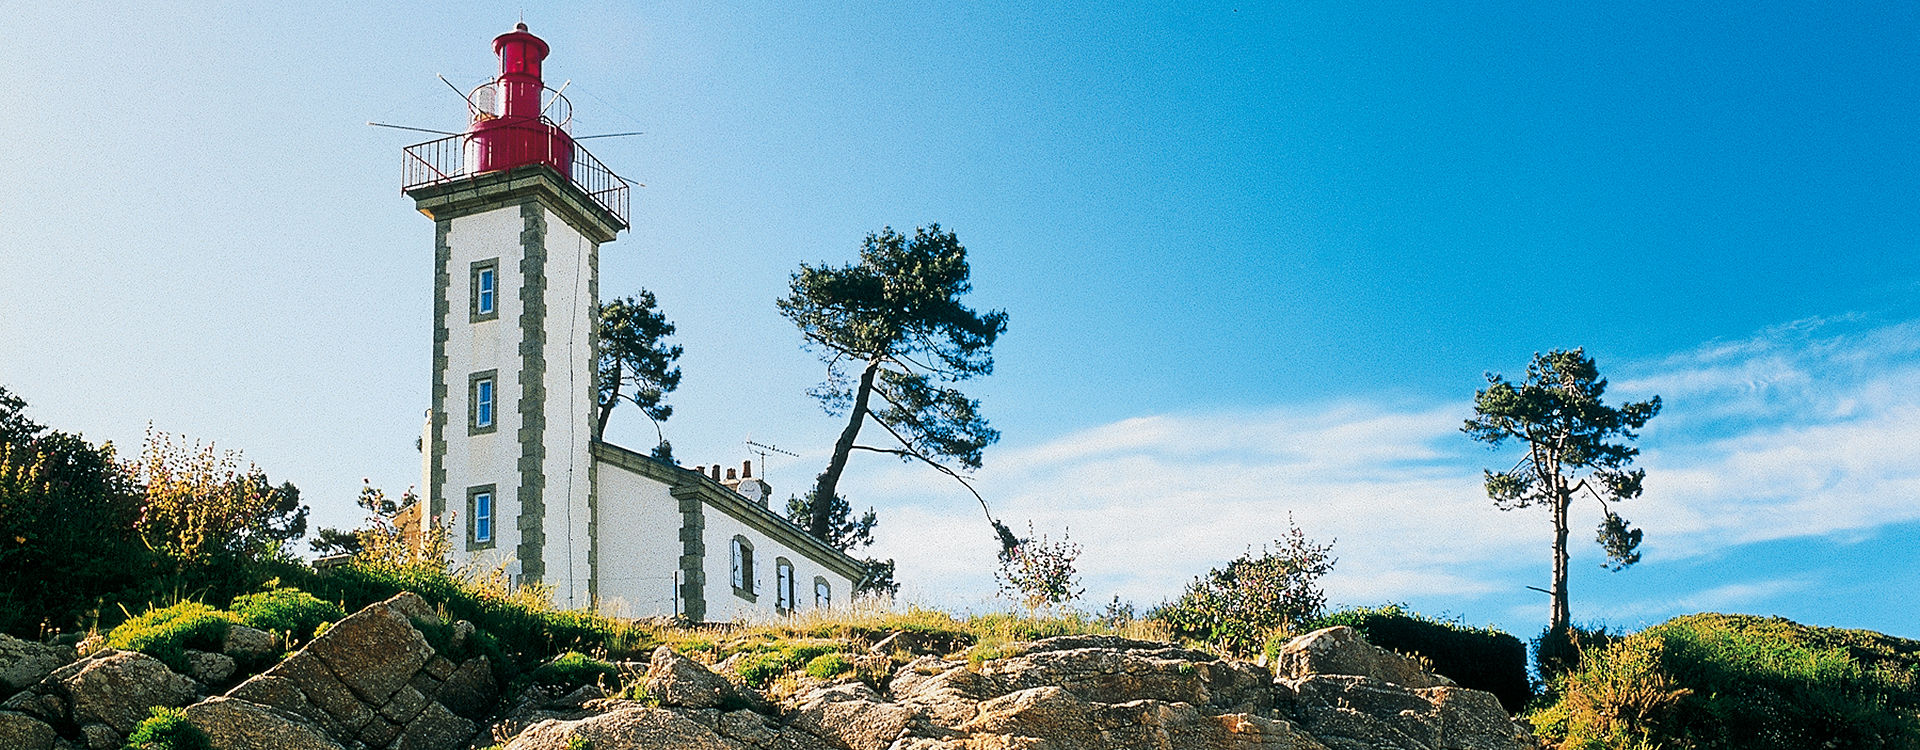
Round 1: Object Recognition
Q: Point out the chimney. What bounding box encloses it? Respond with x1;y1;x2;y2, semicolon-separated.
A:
743;460;752;478
726;467;737;481
710;465;721;481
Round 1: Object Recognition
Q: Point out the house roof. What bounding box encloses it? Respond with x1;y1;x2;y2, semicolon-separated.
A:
591;440;869;582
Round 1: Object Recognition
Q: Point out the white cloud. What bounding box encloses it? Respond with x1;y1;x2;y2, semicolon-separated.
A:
841;316;1920;627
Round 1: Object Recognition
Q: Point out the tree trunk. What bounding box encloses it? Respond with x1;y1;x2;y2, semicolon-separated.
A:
1551;485;1571;632
595;361;621;441
812;359;880;539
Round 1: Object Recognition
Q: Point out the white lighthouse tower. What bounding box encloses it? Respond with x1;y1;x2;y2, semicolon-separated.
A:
402;23;629;608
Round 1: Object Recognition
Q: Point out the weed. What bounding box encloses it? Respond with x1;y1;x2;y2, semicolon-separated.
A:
805;652;853;680
106;601;235;673
229;587;343;646
124;706;212;750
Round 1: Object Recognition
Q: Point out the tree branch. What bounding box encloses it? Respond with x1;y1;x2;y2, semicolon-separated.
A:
866;410;996;523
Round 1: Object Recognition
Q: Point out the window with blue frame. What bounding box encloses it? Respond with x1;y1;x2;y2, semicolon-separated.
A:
466;483;497;550
470;371;497;434
471;259;500;322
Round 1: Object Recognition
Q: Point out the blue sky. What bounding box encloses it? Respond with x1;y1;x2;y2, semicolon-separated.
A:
2;2;1915;638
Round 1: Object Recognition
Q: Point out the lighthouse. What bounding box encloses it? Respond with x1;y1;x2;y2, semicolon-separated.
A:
402;23;628;607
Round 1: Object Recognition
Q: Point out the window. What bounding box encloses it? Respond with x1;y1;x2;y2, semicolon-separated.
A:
465;484;497;550
474;492;493;542
775;558;794;614
469;370;497;435
814;576;831;609
471;259;500;322
730;535;756;601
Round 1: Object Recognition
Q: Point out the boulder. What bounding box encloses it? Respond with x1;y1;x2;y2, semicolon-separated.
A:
432;656;497;720
1277;675;1534;750
303;594;436;704
215;593;490;750
184;650;237;685
223;625;281;663
1270;627;1453;689
692;707;838;750
3;649;199;741
0;709;61;750
183;697;345;750
504;706;735;750
976;635;1273;713
644;646;756;710
0;634;74;696
785;682;921;750
957;686;1328;750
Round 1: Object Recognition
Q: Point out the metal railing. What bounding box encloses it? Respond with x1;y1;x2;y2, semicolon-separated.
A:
402;121;630;226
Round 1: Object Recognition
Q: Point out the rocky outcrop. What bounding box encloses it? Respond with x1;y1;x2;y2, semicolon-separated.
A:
502;628;1528;750
0;649;202;749
1270;626;1452;689
646;646;756;710
0;709;66;750
9;594;1529;750
183;697;346;750
1269;627;1534;750
192;592;497;750
0;634;75;697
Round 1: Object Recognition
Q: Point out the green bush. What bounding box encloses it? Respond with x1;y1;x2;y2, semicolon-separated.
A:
282;562;655;675
805;652;854;680
0;396;151;637
735;643;844;687
106;601;235;672
1151;520;1334;656
1531;613;1920;750
529;651;620;689
230;587;343;645
1304;604;1532;712
1533;622;1620;687
123;706;212;750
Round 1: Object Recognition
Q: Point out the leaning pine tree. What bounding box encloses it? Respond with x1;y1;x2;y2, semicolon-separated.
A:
1463;348;1661;636
777;225;1009;548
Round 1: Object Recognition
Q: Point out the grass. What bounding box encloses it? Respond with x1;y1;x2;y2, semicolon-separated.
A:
1529;613;1920;750
1298;604;1532;712
106;601;235;673
529;651;622;690
229;587;343;646
124;706;212;750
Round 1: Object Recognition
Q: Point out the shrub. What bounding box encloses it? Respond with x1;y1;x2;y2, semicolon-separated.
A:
106;601;235;672
1533;622;1620;687
230;587;343;645
124;706;212;750
805;652;854;680
0;391;150;636
1306;604;1531;712
995;523;1084;612
735;642;844;687
281;560;657;674
1532;613;1920;750
529;651;620;689
1152;518;1334;656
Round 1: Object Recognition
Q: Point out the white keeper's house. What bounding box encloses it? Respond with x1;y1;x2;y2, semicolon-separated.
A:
398;23;862;621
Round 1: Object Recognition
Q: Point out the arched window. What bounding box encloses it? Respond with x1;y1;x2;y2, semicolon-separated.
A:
775;558;795;614
814;576;831;610
730;535;755;599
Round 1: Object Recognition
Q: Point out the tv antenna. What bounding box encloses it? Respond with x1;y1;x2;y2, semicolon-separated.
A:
744;439;797;482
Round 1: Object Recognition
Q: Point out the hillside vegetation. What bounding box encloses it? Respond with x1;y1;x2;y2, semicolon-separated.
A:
1531;613;1920;750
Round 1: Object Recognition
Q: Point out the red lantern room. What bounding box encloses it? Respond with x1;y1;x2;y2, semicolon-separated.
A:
403;23;629;227
466;22;573;177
